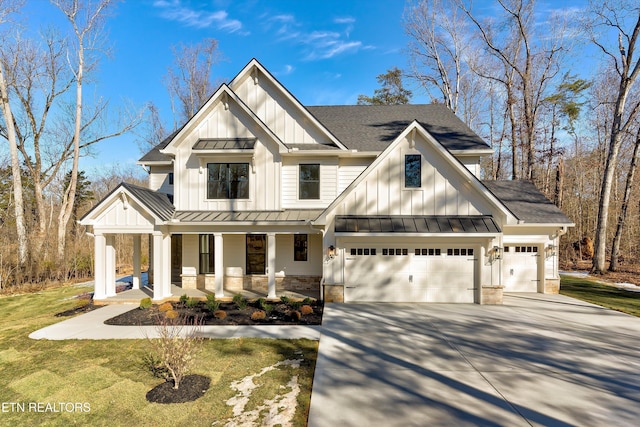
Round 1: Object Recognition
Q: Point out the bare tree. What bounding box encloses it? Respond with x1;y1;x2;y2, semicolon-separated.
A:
404;0;467;113
590;3;640;274
164;38;220;128
0;0;27;266
52;0;114;261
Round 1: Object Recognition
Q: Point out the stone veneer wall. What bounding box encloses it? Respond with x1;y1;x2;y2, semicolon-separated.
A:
323;285;344;303
481;286;503;304
194;274;321;294
544;278;560;294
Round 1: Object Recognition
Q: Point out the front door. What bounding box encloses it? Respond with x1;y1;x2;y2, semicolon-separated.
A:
171;234;182;282
246;234;266;274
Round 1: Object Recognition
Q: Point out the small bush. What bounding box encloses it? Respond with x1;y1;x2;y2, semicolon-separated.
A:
233;293;248;309
291;301;302;310
165;309;179;320
179;294;189;305
206;300;220;313
251;310;266;320
186;298;199;309
206;293;216;302
302;297;314;305
289;310;301;321
158;302;173;312
139;297;153;310
280;295;290;304
263;304;274;316
300;305;314;315
214;310;227;319
256;297;266;309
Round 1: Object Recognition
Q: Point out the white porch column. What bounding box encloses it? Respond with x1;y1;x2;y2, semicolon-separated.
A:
162;233;172;297
105;235;116;297
267;232;276;299
93;233;106;299
152;232;166;301
132;235;141;290
214;233;224;298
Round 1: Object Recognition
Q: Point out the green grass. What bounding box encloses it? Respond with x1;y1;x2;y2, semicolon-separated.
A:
560;274;640;317
0;285;317;426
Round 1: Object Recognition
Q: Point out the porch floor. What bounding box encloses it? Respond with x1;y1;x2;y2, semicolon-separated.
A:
95;283;320;305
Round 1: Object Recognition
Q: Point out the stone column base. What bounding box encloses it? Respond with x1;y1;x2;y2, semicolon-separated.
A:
482;286;503;304
181;275;197;290
323;284;344;303
544;278;560;294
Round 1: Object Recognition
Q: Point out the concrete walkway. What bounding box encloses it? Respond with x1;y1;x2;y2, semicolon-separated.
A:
29;304;321;340
308;293;640;427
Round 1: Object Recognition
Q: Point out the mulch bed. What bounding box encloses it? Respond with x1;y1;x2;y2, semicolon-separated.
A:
146;374;211;404
104;299;323;326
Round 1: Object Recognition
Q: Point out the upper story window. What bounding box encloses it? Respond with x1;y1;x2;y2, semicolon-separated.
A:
299;164;320;199
405;154;421;188
207;163;249;199
168;172;174;185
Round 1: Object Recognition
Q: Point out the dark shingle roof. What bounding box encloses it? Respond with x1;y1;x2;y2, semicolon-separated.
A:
335;215;500;233
138;130;179;163
307;104;491;152
482;180;573;224
120;183;175;221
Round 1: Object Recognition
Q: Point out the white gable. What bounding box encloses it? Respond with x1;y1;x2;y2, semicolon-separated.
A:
318;122;516;225
230;60;346;149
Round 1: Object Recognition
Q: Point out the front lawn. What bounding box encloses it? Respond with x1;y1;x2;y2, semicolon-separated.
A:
0;285;317;426
560;274;640;317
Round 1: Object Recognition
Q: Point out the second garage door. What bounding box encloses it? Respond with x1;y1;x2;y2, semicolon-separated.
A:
502;245;540;292
344;245;476;303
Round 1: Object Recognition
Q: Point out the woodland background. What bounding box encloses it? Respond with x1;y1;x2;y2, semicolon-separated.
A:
1;0;639;290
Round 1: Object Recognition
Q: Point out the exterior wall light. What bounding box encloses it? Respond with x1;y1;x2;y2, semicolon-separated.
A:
545;244;557;258
491;246;503;261
327;245;337;259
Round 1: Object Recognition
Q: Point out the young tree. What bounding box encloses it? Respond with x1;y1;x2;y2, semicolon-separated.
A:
589;3;640;274
164;38;220;128
357;67;412;105
0;0;27;266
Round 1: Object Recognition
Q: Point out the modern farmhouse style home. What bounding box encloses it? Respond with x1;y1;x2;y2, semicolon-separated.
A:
80;59;573;304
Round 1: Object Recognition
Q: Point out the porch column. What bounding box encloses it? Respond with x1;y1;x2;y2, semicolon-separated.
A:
267;232;276;299
132;235;141;290
105;234;116;297
93;233;106;299
152;232;171;301
214;233;224;298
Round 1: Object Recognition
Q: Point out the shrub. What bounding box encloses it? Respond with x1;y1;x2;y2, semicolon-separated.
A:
206;293;216;302
302;297;314;305
280;295;290;304
165;309;179;320
145;313;203;390
251;310;266;320
256;297;266;309
139;297;153;310
186;297;199;309
300;305;314;315
291;301;302;310
158;302;173;312
289;310;301;321
179;294;189;305
213;310;227;319
263;304;274;316
206;300;220;313
233;293;248;309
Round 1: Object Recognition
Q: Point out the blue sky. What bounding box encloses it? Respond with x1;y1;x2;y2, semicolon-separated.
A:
18;0;590;173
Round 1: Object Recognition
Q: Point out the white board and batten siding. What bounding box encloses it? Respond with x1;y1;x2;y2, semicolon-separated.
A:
149;166;174;195
232;70;334;147
93;197;156;232
173;99;281;212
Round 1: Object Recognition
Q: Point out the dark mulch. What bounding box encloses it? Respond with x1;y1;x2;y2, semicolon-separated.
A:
146;374;211;404
55;292;98;317
104;299;323;326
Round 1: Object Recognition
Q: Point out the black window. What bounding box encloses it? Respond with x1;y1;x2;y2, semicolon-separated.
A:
294;235;307;261
351;248;357;256
199;234;214;274
383;249;388;255
371;248;376;255
168;172;174;185
405;154;421;188
299;164;320;199
246;235;266;274
207;163;249;199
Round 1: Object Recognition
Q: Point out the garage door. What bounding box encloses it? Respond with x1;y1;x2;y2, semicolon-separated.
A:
503;245;539;292
344;246;475;303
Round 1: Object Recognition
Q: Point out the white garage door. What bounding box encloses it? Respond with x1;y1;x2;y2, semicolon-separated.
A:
344;245;475;303
503;245;539;292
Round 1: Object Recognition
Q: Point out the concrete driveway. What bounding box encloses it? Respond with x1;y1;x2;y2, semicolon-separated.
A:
308;293;640;426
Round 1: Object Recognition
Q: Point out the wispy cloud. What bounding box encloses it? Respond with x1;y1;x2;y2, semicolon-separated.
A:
262;13;366;60
274;64;295;76
153;0;245;34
